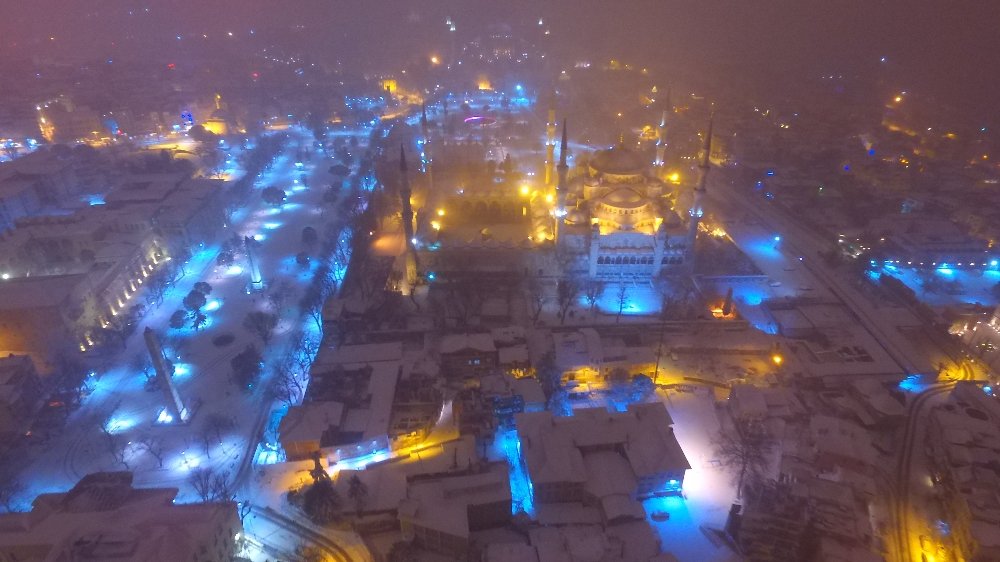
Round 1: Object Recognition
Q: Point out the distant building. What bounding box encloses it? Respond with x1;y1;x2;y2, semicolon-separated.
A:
926;382;1000;562
515;403;690;523
559;142;690;278
552;328;655;387
872;215;993;269
0;472;242;561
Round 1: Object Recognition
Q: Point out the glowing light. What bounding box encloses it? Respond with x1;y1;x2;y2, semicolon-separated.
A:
226;264;244;275
544;193;554;203
436;208;445;217
668;172;680;183
431;221;441;231
520;185;530;196
263;221;282;230
898;374;925;393
430;55;440;65
771;354;783;366
253;233;265;241
105;417;135;434
894;95;903;103
1;273;8;280
204;299;221;312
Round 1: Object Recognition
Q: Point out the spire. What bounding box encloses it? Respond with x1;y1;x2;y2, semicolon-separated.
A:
400;144;408;173
660;88;671;127
555;119;569;246
558;119;568;169
699;111;715;171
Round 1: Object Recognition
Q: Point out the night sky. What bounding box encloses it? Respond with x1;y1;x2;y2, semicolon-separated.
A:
2;0;998;119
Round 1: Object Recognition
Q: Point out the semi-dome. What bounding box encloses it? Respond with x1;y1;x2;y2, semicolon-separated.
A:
590;145;647;175
602;188;645;208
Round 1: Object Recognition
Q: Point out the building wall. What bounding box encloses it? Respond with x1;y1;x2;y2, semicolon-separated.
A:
441;350;498;379
411;523;469;560
533;480;584;504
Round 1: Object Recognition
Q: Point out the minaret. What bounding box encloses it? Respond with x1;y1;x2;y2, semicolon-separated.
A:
687;113;714;270
144;327;188;423
555;120;569;245
544;93;557;186
400;145;415;247
654;89;671;168
419;103;434;189
400;146;418;286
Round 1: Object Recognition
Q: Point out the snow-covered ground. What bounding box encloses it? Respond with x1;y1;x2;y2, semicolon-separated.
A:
10;124;372;510
652;388;741;562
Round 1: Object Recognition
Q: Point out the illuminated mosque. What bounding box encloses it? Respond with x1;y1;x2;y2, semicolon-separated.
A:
555;116;714;280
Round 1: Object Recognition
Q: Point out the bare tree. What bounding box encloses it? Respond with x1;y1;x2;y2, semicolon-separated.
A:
97;405;130;470
299;285;326;332
204;413;236;443
556;277;581;325
189;468;215;501
347;474;369;517
267;280;294;312
615;279;629;323
136;433;166;468
525;274;547;325
130;353;154;383
583;279;603;317
211;470;234;501
714;419;772;499
268;358;304;407
243;311;279;345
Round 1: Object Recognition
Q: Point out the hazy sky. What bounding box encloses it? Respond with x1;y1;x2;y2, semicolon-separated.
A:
2;0;997;119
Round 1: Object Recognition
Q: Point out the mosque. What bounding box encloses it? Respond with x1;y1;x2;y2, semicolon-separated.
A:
554;116;714;280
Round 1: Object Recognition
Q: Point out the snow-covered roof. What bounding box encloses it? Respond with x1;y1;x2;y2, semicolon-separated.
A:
516;403;690;488
440;333;496;354
498;344;530;366
400;463;511;539
552;328;602;371
0;274;85;309
320;341;403;366
0;472;237;562
729;384;768;419
278;401;344;445
490;326;526;346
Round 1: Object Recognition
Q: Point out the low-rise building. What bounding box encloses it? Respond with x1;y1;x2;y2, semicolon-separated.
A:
515;403;690;522
0;471;241;562
398;463;512;560
440;333;498;380
927;382;1000;562
552;328;655;387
